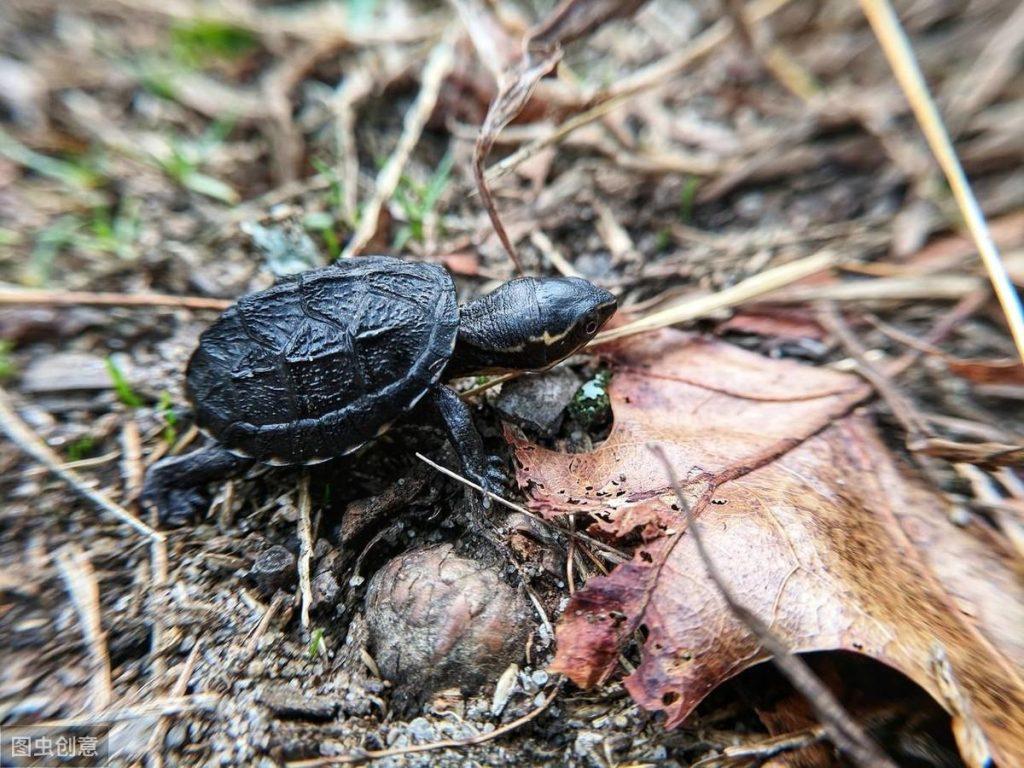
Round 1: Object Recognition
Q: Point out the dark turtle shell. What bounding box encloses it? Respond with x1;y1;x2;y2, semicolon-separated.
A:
186;256;458;464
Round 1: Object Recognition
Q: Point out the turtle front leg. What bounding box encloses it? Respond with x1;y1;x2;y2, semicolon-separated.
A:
430;385;504;509
142;445;255;526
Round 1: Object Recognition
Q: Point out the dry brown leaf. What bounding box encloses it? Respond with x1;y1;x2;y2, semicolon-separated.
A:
945;356;1024;386
508;330;1024;764
717;308;826;341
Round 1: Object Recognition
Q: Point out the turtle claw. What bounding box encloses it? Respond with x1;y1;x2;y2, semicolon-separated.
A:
142;485;208;527
140;445;254;528
466;458;508;510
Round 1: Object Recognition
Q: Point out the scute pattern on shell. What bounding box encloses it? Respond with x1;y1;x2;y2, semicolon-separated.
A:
185;256;458;464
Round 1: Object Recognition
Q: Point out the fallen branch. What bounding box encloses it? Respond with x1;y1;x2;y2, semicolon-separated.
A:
0;286;231;311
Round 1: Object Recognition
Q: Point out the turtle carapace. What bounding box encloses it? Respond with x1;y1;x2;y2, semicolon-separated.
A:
143;256;616;524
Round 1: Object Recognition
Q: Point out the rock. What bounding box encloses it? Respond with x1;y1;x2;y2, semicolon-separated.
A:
311;570;339;610
493;366;581;436
21;352;121;393
364;544;533;707
249;545;297;595
241;221;323;277
0;307;104;344
255;687;337;720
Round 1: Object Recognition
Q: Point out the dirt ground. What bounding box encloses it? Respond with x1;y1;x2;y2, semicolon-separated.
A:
1;0;1022;766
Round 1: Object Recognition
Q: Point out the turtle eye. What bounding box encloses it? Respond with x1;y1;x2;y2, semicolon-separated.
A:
584;316;599;335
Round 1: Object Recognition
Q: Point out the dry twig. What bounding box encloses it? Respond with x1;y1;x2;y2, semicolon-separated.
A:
296;474;314;630
592;250;837;345
0;287;231;310
147;638;203;766
0;387;162;541
287;683;562;767
415;452;626;562
485;0;795;185
54;544;113;710
341;35;455;258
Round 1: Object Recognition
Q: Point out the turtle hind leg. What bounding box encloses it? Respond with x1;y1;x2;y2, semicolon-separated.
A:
142;445;255;527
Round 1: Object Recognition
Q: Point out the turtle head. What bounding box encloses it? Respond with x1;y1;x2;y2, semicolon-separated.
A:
527;277;618;365
452;276;617;376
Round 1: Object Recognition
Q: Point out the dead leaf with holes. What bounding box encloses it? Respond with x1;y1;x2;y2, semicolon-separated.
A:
507;329;1024;765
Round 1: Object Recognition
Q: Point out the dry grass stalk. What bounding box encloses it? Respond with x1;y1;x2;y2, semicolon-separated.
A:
297;474;314;630
591;250;837;345
54;544;113;711
415;452;626;562
694;727;826;767
147;638;203;765
30;695;220;727
120;419;144;505
0;387;162;541
769;274;983;304
858;0;1024;361
341;35;455;258
286;683;561;767
530;230;581;277
330;67;375;225
248;593;289;651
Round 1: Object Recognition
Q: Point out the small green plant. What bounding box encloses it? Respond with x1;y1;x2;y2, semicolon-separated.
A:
678;176;700;224
569;370;612;430
26;216;81;286
25;203;140;285
157;391;179;444
66;435;97;462
392;150;455;250
311;158;348;223
171;20;257;66
88;200;141;260
159;120;239;203
0;127;101;191
303;211;341;261
307;628;327;658
0;341;15;380
654;228;672;252
105;357;143;408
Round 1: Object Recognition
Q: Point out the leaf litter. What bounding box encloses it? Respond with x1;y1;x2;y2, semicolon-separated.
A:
2;0;1024;764
510;329;1024;763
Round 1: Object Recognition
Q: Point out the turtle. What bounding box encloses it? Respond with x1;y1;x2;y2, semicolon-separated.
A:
142;255;617;525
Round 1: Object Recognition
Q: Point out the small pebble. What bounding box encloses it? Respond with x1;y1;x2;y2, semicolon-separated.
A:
249;545;297;595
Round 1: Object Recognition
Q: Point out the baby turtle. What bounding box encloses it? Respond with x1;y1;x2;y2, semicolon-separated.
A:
143;255;616;524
